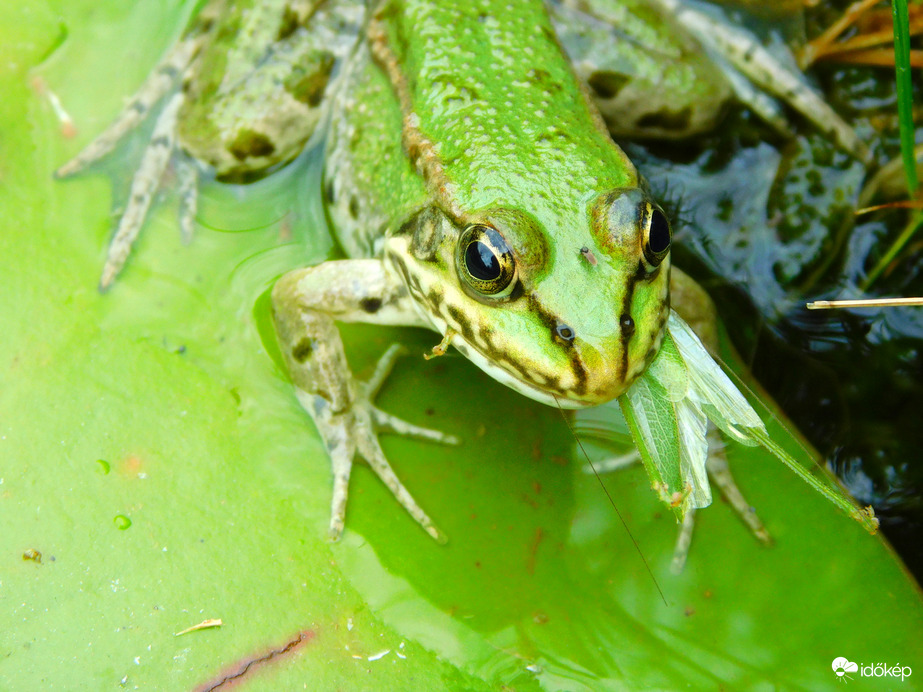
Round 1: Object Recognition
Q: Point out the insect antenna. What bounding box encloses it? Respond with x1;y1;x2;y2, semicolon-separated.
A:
553;395;669;607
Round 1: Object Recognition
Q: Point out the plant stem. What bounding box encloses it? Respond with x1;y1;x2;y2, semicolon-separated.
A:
892;0;919;196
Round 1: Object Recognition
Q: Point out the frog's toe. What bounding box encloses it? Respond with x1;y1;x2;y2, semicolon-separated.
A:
364;343;461;443
354;424;447;543
99;92;184;290
372;407;460;445
175;154;200;244
362;343;407;399
670;507;697;575
327;428;356;542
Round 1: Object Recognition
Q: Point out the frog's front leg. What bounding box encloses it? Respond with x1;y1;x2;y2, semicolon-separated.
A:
272;259;457;542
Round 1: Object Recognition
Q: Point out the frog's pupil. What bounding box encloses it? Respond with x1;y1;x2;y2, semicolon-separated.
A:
467;241;500;280
648;209;671;254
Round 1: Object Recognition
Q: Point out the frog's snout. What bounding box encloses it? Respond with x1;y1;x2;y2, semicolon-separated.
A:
560;318;663;407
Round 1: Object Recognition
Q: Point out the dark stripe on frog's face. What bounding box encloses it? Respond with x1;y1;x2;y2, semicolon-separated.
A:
622;261;670;387
445;294;592;398
619;259;665;385
386;245;589;399
591;187;672;388
619;264;639;386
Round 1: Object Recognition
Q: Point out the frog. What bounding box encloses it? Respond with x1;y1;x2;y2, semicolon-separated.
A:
276;0;806;549
56;0;869;545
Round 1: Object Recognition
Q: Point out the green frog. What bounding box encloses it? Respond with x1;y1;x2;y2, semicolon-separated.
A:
277;0;683;541
57;0;872;544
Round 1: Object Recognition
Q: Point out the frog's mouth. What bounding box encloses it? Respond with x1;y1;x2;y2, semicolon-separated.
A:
386;234;668;409
438;321;664;411
448;335;594;408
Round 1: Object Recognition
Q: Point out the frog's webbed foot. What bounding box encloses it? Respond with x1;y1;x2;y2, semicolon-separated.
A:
97;93;198;290
54;39;200;179
273;260;457;542
55;36;205;289
303;349;456;543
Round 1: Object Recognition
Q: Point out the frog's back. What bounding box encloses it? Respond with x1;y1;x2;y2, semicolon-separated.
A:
324;0;641;258
377;0;638;213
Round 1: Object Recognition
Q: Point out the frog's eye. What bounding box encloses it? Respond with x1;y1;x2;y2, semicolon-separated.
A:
457;224;517;298
642;203;671;268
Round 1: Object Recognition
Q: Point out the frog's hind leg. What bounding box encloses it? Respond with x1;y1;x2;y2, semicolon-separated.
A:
55;38;200;178
99;93;185;290
272;259;458;542
647;0;869;162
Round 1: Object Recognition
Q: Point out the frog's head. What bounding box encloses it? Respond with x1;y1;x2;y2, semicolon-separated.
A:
385;187;671;408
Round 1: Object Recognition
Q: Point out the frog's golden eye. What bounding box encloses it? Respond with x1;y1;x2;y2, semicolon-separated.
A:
642;204;671;268
457;224;517;298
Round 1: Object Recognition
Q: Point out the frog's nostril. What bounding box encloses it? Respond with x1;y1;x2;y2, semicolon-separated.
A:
556;323;576;342
620;314;635;338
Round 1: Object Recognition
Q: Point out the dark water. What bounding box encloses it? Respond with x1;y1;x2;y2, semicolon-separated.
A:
627;2;922;579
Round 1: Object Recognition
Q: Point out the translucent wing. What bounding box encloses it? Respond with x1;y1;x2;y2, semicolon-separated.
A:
619;310;879;532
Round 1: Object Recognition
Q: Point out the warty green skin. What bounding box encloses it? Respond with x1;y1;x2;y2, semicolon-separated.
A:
322;0;671;407
177;0;359;180
551;0;731;138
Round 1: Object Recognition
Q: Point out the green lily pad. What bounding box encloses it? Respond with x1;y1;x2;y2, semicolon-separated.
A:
2;1;921;689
